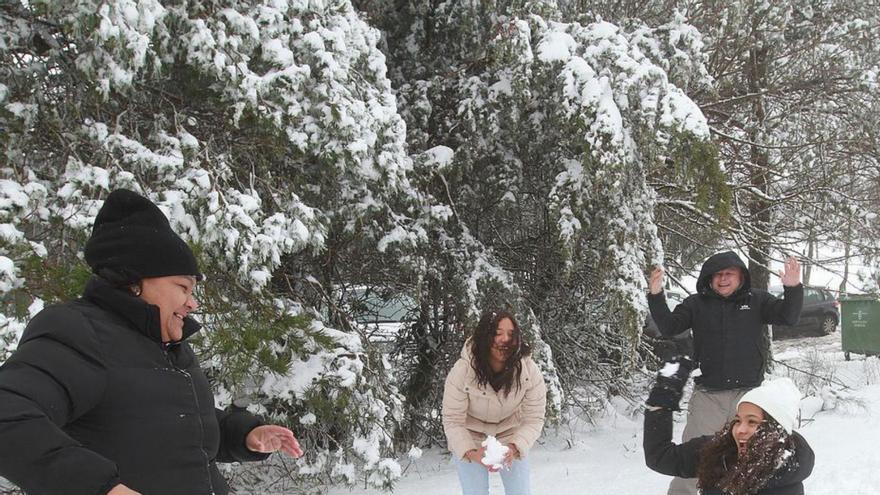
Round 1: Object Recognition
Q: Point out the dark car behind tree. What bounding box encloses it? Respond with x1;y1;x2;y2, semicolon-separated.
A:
333;286;416;349
769;285;839;337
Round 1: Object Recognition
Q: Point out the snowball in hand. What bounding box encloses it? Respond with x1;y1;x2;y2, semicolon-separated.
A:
659;362;680;377
481;435;509;470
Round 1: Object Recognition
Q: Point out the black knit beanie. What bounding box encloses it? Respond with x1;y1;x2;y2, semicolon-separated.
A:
84;189;202;282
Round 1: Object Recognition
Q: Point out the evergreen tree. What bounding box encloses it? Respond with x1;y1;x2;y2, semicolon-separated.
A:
360;0;719;433
0;0;414;489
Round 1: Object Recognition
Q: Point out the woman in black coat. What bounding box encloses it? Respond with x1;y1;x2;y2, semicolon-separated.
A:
644;358;814;495
0;189;303;495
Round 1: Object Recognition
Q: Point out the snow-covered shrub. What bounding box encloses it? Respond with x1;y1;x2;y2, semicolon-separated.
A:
369;0;717;426
210;316;404;491
0;0;410;489
781;349;839;397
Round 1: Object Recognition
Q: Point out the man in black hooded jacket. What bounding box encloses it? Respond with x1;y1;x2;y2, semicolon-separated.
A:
646;251;803;495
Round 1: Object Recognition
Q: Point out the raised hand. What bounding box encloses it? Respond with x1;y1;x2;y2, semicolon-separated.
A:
779;256;801;287
646;356;696;411
649;266;665;295
246;425;304;458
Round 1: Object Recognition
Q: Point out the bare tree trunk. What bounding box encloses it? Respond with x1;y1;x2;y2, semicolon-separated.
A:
840;220;852;296
804;238;814;285
746;38;771;291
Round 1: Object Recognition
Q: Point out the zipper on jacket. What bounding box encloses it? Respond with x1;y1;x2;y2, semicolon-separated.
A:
719;303;726;386
165;349;216;495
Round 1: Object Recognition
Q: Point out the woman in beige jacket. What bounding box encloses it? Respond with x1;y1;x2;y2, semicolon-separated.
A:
442;310;547;495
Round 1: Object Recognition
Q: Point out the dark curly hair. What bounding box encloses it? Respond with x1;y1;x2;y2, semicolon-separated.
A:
696;415;798;495
469;309;531;396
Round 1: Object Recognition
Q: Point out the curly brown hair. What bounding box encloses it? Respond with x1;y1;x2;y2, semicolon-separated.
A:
696;416;797;495
470;309;532;396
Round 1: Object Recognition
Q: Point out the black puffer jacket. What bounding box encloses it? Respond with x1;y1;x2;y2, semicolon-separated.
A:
644;408;814;494
648;252;803;389
0;277;268;494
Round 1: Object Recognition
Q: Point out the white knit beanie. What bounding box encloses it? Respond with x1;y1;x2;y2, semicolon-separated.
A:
737;377;802;434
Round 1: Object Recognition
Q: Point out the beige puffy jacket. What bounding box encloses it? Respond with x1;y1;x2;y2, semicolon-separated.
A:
442;342;547;460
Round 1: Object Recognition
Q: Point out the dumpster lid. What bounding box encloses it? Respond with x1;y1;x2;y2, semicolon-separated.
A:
840;294;880;302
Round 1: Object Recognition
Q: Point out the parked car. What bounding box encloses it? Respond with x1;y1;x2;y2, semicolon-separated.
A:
644;290;694;362
339;287;415;347
768;285;839;337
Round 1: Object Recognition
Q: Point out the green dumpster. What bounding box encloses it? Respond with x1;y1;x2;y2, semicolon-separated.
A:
840;295;880;360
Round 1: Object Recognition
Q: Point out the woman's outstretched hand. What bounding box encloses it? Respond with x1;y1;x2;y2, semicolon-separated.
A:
246;424;304;458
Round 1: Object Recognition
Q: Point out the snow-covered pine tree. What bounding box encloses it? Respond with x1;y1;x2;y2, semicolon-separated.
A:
361;0;719;428
0;0;419;489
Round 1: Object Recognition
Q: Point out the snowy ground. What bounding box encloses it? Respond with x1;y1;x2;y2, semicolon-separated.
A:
331;330;879;495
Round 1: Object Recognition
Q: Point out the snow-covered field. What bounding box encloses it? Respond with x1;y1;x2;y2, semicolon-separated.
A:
331;331;879;494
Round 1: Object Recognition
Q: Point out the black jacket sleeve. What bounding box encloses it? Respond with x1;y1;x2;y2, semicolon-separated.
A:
648;292;694;338
643;408;706;479
759;284;803;326
215;406;270;463
0;307;119;495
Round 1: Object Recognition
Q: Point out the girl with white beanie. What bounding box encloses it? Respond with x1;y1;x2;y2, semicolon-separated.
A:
643;358;815;495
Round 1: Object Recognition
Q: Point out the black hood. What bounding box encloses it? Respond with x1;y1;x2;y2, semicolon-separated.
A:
696;251;750;297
